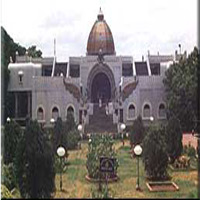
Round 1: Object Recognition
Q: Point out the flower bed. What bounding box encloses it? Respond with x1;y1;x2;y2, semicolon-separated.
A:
146;181;179;192
86;134;119;181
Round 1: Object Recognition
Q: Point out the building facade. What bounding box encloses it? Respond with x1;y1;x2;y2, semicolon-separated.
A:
7;9;186;133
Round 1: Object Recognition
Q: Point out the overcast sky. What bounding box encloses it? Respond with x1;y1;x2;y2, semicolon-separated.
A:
1;0;197;61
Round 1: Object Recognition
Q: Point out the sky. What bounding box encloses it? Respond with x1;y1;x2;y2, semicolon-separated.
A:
1;0;198;62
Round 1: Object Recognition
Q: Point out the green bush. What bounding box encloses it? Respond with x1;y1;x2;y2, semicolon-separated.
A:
129;115;145;147
3;119;22;164
2;163;17;191
183;144;196;158
67;129;81;150
54;155;69;173
91;185;113;199
143;125;169;181
165;116;183;163
86;134;119;180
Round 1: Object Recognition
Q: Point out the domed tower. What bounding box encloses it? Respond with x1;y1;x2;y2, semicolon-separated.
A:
87;8;115;55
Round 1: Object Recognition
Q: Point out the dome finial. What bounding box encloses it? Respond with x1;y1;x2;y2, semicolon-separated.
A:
98;7;104;21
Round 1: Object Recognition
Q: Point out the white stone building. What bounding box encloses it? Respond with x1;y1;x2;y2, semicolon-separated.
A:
7;9;186;133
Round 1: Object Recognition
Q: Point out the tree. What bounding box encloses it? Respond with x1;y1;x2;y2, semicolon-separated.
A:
15;119;55;198
65;112;76;133
163;47;198;132
3;119;22;164
64;112;80;150
165;116;183;163
53;117;65;152
27;45;42;58
1;27;26;124
142;125;169;181
129;115;145;147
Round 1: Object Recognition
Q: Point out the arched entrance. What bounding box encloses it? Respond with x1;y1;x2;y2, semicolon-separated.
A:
91;72;111;103
87;63;116;104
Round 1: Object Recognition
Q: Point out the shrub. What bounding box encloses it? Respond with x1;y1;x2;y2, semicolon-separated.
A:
54;156;69;173
1;185;13;199
3;119;22;164
86;134;119;180
52;117;65;152
64;112;80;150
67;129;81;150
129;115;145;147
165;116;183;163
183;144;196;158
2;163;17;191
143;125;169;181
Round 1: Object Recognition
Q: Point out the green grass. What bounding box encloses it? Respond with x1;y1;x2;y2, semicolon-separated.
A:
54;140;198;198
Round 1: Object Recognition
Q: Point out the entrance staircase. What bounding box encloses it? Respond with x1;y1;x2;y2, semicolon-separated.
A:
85;103;117;134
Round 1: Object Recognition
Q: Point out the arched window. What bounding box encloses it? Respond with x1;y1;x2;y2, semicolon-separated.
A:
143;104;150;118
159;103;166;118
128;104;135;119
67;106;74;118
52;107;59;120
37;107;44;120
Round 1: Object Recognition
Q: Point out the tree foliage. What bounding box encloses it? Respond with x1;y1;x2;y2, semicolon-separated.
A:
15;120;55;198
3;119;22;164
143;125;169;181
163;47;199;131
27;45;42;58
64;112;80;150
129;115;145;146
53;117;65;152
165;116;182;163
1;27;26;124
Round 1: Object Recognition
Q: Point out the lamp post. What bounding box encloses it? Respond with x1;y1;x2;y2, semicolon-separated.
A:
134;144;143;191
57;146;66;191
120;123;126;146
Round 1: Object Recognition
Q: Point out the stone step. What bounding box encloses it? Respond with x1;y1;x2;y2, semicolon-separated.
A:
85;103;117;134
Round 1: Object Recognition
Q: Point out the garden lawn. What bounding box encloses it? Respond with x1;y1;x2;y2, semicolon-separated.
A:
54;140;198;198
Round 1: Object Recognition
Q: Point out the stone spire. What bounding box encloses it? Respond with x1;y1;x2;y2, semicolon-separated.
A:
98;7;104;21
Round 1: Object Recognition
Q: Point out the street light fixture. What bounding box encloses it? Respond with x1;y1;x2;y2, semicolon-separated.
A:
50;118;55;124
78;124;82;132
57;146;66;191
120;123;126;131
134;144;143;191
6;117;11;123
120;123;126;146
150;116;154;122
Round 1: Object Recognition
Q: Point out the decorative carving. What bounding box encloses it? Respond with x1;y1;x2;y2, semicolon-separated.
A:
121;80;138;101
63;78;81;102
97;49;104;63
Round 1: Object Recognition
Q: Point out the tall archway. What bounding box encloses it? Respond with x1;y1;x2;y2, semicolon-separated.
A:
91;72;111;103
87;63;116;103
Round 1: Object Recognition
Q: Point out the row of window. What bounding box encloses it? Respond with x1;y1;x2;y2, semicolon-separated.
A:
127;103;166;119
37;106;75;121
37;103;166;122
